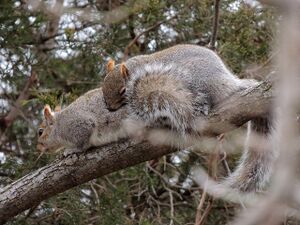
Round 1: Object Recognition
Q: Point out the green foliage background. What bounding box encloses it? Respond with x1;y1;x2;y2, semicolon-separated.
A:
0;0;277;224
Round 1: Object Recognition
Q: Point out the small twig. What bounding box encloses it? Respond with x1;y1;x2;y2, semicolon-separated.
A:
217;134;231;176
163;183;175;225
195;188;207;225
198;198;213;225
104;176;117;189
90;182;100;205
33;152;44;167
195;147;217;225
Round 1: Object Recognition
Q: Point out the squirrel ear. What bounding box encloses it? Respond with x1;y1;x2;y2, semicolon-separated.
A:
106;59;115;72
54;105;61;112
44;105;54;124
120;63;129;80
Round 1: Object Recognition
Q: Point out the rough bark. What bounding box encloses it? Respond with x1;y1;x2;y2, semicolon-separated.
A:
0;79;273;223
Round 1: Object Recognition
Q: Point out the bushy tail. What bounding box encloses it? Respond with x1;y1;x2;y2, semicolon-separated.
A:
126;64;194;135
225;116;277;192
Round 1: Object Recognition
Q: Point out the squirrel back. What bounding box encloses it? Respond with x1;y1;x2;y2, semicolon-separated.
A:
103;44;256;111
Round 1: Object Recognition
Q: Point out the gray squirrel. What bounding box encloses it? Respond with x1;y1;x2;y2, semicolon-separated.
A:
103;44;257;135
37;89;127;153
102;44;274;192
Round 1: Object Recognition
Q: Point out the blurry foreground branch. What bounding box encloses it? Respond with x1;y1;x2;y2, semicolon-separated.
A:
0;80;273;223
232;2;300;225
0;71;38;131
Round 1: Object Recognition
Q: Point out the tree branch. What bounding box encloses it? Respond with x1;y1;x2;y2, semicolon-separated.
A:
209;0;221;50
0;79;273;223
201;78;273;136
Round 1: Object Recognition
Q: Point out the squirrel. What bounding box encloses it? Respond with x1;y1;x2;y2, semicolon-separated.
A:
37;88;126;153
103;44;257;135
102;44;274;192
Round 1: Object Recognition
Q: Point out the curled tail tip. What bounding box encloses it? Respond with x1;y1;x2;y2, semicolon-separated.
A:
223;177;259;193
192;168;257;204
225;117;274;193
224;160;272;192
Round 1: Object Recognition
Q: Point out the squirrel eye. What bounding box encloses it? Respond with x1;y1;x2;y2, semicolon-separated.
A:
38;128;44;137
119;87;126;95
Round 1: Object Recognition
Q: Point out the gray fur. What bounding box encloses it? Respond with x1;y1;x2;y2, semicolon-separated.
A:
225;117;275;192
124;44;257;134
126;45;250;105
123;44;273;192
40;89;126;152
40;44;273;193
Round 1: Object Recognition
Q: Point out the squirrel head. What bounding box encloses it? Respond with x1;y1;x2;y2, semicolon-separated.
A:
102;59;129;111
37;105;61;152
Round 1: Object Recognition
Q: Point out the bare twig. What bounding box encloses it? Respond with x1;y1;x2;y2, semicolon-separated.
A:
233;3;300;225
195;188;207;225
163;184;175;225
198;199;213;225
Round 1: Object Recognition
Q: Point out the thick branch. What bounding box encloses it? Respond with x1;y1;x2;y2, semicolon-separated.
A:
0;80;273;223
201;79;273;136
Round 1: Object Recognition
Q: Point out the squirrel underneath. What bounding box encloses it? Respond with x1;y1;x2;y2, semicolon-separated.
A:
37;89;127;153
37;44;275;192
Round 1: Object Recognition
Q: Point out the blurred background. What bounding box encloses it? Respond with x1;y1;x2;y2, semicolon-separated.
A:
0;0;278;224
